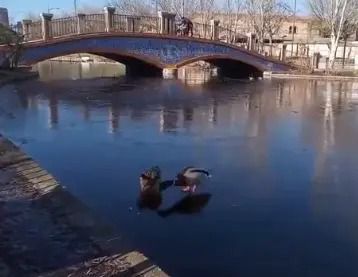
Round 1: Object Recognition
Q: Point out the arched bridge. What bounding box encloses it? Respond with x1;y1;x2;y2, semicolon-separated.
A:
1;9;292;78
19;33;290;77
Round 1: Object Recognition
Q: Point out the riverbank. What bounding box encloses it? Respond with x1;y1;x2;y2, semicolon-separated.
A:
0;69;38;87
0;134;167;276
266;71;358;81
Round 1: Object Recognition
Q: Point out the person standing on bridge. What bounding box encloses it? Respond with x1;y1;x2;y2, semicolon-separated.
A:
177;17;193;37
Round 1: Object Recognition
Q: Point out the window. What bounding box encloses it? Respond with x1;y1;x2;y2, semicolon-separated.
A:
289;26;297;34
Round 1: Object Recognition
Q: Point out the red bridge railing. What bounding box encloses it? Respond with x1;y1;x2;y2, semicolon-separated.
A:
17;9;246;46
50;16;77;38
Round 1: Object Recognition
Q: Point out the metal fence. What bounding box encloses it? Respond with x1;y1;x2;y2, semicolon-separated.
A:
138;16;158;33
192;23;211;39
83;14;106;33
218;26;247;44
28;21;42;41
112;14;127;32
20;12;246;48
51;17;77;37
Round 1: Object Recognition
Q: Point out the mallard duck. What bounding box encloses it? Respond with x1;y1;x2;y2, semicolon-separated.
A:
175;166;211;193
140;166;161;192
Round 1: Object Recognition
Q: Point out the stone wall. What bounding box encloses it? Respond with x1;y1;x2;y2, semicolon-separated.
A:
0;134;168;276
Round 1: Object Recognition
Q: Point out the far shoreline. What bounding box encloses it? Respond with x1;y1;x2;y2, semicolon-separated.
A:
265;71;358;81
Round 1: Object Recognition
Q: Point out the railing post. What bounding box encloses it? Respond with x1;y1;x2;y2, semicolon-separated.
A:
210;20;220;40
126;16;136;33
168;13;176;35
246;32;256;51
158;11;176;35
158;12;165;34
280;44;287;61
158;12;164;34
104;6;115;32
41;13;53;41
77;13;86;34
22;19;32;41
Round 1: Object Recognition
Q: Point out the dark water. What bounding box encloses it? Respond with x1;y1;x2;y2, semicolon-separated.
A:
1;72;358;276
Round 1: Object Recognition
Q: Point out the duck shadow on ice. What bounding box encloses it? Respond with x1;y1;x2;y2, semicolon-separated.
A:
137;186;212;218
157;193;212;218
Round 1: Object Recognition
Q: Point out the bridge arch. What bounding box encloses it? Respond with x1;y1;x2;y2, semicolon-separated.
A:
20;47;164;77
176;54;265;78
15;34;291;78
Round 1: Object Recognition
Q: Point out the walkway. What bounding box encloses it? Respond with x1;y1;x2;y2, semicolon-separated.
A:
0;134;167;276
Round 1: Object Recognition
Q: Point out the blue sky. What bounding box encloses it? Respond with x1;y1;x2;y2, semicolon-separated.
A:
0;0;308;23
0;0;107;21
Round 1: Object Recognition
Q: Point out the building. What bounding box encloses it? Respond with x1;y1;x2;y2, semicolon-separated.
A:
0;7;9;27
194;13;357;43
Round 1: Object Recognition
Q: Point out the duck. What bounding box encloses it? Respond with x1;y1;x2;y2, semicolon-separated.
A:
139;166;161;193
137;166;163;210
175;166;211;193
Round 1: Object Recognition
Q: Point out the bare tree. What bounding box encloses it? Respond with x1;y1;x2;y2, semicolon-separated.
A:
158;0;199;17
0;24;23;68
309;0;358;70
24;12;41;21
57;5;102;18
109;0;211;19
340;20;357;67
264;0;291;56
245;0;291;54
222;0;243;42
108;0;153;15
77;4;103;14
245;0;267;53
197;0;216;25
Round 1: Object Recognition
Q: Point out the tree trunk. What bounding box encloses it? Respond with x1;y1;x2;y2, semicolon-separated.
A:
269;35;273;56
342;37;347;68
328;34;339;71
259;30;265;54
259;38;264;54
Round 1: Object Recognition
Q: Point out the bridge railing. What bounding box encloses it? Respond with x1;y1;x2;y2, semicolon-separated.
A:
19;8;247;47
82;14;106;33
113;14;159;33
51;16;77;37
112;14;127;32
192;23;212;40
138;16;159;33
27;20;42;41
218;26;247;44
